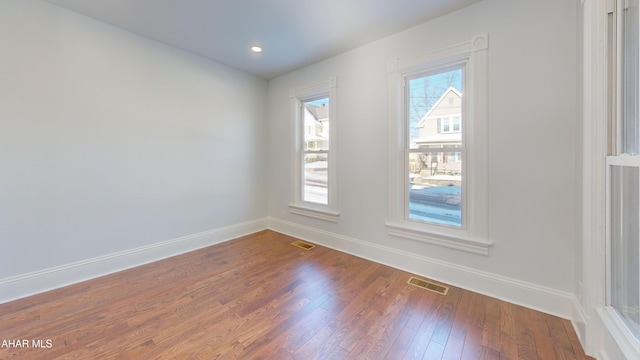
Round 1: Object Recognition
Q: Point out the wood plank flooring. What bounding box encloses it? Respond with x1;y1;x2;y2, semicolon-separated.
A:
0;230;593;359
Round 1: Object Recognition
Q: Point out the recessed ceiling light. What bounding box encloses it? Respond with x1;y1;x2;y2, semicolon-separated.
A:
251;45;263;53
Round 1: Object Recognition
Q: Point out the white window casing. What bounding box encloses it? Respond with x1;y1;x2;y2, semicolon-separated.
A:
386;34;492;255
599;0;640;355
289;77;339;222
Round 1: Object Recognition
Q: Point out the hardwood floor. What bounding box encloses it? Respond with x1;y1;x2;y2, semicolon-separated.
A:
0;230;593;360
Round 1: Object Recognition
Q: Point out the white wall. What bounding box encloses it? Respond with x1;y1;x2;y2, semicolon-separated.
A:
268;0;577;297
0;0;268;279
574;0;586;340
0;0;585;337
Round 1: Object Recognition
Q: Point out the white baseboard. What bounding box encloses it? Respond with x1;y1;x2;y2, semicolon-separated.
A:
571;296;589;351
0;218;269;304
268;217;579;322
1;215;587;351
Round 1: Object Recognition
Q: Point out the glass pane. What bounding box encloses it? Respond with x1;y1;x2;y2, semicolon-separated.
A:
409;151;462;227
407;67;463;227
408;68;463;146
610;165;640;337
303;153;328;204
303;97;329;151
622;0;639;154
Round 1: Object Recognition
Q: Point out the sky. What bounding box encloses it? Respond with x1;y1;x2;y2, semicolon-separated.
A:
306;97;329;108
408;68;462;142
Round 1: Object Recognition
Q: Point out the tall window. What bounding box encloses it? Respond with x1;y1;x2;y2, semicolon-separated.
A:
302;97;330;204
407;67;464;227
387;34;491;255
289;77;339;222
606;0;640;343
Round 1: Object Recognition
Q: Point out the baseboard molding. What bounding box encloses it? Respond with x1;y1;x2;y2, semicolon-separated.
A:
0;218;269;304
571;297;589;350
1;215;587;349
268;217;578;322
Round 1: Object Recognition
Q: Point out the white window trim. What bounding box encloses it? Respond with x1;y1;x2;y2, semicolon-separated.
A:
582;1;640;358
289;77;339;222
605;154;640;341
601;0;640;355
386;34;491;255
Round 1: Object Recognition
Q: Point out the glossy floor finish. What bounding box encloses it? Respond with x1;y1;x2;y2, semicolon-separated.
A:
0;230;593;359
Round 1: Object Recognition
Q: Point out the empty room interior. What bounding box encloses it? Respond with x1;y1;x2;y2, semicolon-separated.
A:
1;0;639;359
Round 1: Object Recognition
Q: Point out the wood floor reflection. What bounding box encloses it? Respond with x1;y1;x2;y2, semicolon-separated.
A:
0;230;593;359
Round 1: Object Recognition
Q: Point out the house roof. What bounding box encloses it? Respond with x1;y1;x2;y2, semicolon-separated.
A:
305;104;329;121
305;134;327;142
413;132;461;147
416;86;462;128
414;132;462;143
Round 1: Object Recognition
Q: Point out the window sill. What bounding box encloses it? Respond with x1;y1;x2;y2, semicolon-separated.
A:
289;204;340;223
598;307;640;360
385;221;492;255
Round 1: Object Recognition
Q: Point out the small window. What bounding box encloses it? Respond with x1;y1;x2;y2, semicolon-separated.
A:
302;97;329;204
442;117;451;133
289;78;339;222
453;116;461;132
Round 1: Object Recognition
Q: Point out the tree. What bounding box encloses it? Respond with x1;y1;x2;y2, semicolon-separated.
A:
408;69;462;144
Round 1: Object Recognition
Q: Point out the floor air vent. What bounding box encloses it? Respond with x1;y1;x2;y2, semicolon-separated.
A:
407;277;449;295
291;240;315;250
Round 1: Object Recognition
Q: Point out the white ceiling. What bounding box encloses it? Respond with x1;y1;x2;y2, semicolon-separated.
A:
47;0;483;79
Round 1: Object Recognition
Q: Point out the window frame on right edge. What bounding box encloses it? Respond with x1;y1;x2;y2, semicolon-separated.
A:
386;34;492;255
